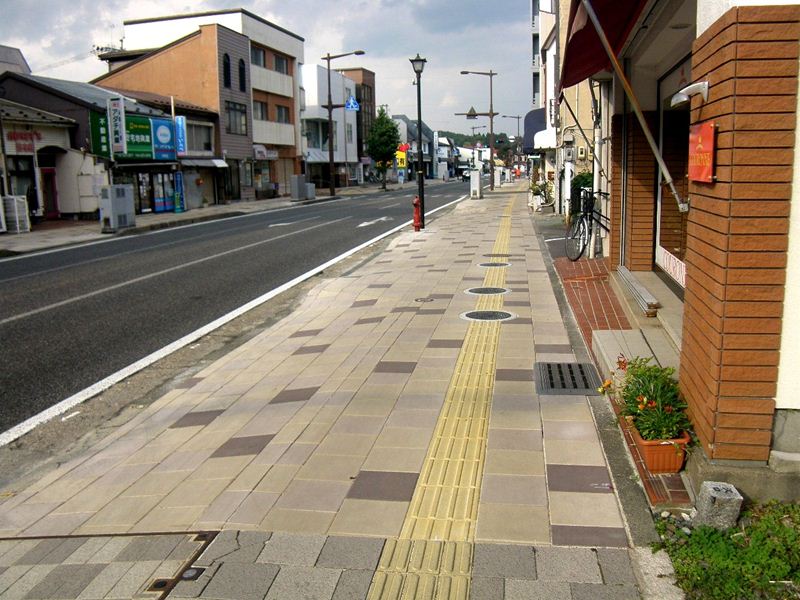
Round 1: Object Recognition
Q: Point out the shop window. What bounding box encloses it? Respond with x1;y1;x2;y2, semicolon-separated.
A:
225;101;248;135
276;105;290;124
239;59;246;92
254;101;268;121
244;161;253;187
187;123;213;152
223;54;231;88
251;46;265;67
274;54;289;75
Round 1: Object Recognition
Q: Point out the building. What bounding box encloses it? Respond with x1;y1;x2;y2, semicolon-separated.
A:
99;8;305;199
392;114;434;180
336;67;376;174
300;64;360;188
436;134;456;180
0;45;31;75
558;0;800;499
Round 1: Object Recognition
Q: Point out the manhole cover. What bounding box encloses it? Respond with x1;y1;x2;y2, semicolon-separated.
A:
465;287;510;295
415;297;435;303
478;262;510;268
536;362;602;395
460;310;516;322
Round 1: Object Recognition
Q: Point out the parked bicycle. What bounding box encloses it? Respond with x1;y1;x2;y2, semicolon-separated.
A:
565;189;611;261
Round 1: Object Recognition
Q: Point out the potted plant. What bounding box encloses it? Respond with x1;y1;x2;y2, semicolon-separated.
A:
600;355;692;473
529;180;554;210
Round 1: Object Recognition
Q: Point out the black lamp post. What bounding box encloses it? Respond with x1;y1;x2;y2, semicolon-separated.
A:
460;69;498;190
410;53;427;229
322;49;365;198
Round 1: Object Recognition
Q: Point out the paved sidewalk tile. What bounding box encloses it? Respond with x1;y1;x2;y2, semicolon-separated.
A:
200;562;280;600
257;532;326;566
264;565;341;600
535;546;602;583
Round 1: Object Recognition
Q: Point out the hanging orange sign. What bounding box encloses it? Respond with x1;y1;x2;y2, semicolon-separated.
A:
688;120;715;183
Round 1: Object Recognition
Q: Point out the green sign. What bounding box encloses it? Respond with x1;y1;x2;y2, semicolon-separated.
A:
90;111;157;160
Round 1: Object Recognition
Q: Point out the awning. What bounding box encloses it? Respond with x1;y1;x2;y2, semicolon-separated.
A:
181;158;228;168
522;108;547;154
558;0;648;94
534;129;557;150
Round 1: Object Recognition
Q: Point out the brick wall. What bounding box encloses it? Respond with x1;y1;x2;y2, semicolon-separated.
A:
680;5;799;461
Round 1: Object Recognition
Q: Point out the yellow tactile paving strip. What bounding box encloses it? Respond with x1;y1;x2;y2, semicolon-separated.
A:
367;200;515;600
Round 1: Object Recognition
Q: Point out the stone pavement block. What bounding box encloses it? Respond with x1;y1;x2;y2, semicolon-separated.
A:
570;582;641;599
331;569;373;600
316;536;385;570
195;531;271;567
200;562;279;600
85;537;132;563
76;562;131;599
0;565;30;595
469;576;504;599
0;540;38;567
14;538;65;565
168;563;220;598
471;544;536;579
505;579;572;600
535;547;602;583
106;559;161;598
114;534;184;561
62;537;109;564
21;563;105;599
257;532;326;566
264;565;341;600
2;564;56;598
596;548;637;585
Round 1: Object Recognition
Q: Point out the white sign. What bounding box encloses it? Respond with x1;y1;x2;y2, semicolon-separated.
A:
656;246;686;287
107;97;127;155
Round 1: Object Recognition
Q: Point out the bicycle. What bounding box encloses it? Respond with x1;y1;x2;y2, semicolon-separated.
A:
565;189;610;261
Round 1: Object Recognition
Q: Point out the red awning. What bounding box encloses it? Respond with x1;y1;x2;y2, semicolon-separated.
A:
558;0;649;94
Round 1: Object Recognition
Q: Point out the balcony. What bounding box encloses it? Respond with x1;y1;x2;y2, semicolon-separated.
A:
251;65;294;98
253;120;295;147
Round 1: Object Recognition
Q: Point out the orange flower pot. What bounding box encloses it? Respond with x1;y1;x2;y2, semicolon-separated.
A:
630;426;690;474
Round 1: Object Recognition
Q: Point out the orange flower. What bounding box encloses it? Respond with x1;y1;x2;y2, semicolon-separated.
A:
617;354;628;370
665;406;674;413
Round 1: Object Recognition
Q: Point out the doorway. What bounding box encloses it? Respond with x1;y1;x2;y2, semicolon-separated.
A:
40;168;59;218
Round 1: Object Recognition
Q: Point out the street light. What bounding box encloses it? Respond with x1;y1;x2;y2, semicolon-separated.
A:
322;49;365;198
502;114;522;166
470;125;486;136
460;69;498;190
410;53;427;229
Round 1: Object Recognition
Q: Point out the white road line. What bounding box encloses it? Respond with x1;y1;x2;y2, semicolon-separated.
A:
0;194;467;447
0;218;347;326
545;237;566;242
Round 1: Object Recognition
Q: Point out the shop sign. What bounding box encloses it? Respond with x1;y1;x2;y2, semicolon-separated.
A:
174;116;187;157
688;120;715;183
395;151;407;169
152;118;176;160
107;97;127;155
5;130;42;154
174;171;186;213
656;246;686;287
90;112;176;160
124;115;155;158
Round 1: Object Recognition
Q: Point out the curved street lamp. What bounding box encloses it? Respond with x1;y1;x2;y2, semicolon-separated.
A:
322;49;365;198
460;69;498;190
410;54;427;229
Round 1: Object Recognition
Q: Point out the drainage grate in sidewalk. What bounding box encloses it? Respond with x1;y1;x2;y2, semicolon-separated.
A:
536;362;602;395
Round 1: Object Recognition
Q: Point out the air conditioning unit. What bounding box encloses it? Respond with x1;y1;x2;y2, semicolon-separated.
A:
100;185;135;233
2;196;30;233
577;146;586;159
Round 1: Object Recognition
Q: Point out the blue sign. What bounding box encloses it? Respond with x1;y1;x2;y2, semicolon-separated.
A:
175;116;187;157
151;118;176;160
345;96;360;111
174;171;186;213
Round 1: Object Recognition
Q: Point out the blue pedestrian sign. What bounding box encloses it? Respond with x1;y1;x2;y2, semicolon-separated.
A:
345;96;360;111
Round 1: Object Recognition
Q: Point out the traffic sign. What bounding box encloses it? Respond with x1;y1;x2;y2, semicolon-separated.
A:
345;96;360;111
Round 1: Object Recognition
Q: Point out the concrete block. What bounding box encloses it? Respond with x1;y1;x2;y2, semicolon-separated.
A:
471;543;536;579
693;481;743;530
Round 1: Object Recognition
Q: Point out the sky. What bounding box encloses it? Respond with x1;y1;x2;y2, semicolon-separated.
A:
0;0;532;137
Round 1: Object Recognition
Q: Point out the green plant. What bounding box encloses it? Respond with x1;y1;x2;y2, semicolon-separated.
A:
654;501;800;599
530;180;553;200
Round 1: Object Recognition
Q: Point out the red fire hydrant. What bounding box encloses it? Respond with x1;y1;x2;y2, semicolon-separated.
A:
412;196;422;231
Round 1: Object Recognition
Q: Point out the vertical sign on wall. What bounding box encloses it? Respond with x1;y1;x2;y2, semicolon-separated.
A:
174;116;187;157
688;120;715;183
107;97;127;155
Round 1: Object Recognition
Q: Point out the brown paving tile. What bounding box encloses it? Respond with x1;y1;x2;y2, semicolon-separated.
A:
453;260;472;264
347;471;418;502
293;344;330;355
551;525;628;547
429;294;453;299
374;361;416;374
495;368;535;381
463;276;483;281
170;410;224;429
174;377;205;389
290;329;324;338
355;316;385;325
504;300;531;307
546;465;613;494
505;317;533;325
417;308;446;315
351;299;378;308
390;307;419;313
506;279;528;284
427;339;463;349
210;434;275;458
271;387;320;404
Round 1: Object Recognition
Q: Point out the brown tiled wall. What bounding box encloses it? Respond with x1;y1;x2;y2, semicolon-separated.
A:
609;116;623;271
680;5;799;461
622;113;658;271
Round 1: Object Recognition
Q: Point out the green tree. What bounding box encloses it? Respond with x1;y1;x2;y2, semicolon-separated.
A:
366;107;401;190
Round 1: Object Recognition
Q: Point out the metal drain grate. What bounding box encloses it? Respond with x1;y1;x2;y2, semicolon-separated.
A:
536;362;602;395
461;310;516;322
478;262;510;267
465;287;509;295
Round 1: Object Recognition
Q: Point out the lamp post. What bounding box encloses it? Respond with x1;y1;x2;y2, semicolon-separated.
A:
470;124;486;136
410;53;427;229
502;114;522;166
460;69;497;190
322;49;365;198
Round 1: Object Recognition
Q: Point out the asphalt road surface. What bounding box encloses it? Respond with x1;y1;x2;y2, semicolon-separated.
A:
0;182;469;434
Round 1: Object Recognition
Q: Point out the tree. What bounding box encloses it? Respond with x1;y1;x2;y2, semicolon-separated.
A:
366;107;400;190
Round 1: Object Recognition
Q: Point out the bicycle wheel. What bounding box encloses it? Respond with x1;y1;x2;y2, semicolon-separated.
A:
565;215;588;261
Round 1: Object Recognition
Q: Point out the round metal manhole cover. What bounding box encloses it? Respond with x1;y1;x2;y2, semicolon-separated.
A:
414;297;435;303
478;262;510;268
465;287;510;296
460;310;517;322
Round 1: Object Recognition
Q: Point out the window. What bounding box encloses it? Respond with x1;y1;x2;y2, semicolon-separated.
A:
346;123;353;144
225;101;248;135
253;101;268;121
274;54;289;74
251;46;265;67
276;105;290;124
223;54;231;88
306;122;321;149
187;123;213;152
239;59;246;92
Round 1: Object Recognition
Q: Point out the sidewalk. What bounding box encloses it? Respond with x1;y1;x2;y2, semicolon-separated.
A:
0;182;681;599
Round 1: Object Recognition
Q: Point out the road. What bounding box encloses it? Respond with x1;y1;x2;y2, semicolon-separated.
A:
0;182;469;434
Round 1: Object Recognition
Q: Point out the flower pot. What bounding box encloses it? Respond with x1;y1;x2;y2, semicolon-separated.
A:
629;425;690;474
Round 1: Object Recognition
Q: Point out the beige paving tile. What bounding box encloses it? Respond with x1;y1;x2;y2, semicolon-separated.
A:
296;454;364;481
227;491;280;526
80;495;162;529
489;410;541;430
544;440;607;466
329;499;409;537
21;511;93;537
260;508;335;534
330;415;387;436
361;447;426;473
540;400;594;422
315;433;376;457
548;492;624;528
160;477;231;508
191;456;253;480
276;479;350;512
196;490;249;525
229;463;272;491
255;465;302;494
476;503;550;544
296;422;334;444
374;427;433;449
132;505;205;532
55;485;130;514
484;450;545;476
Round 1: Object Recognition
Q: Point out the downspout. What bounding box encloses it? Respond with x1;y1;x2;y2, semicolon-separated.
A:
580;0;688;213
